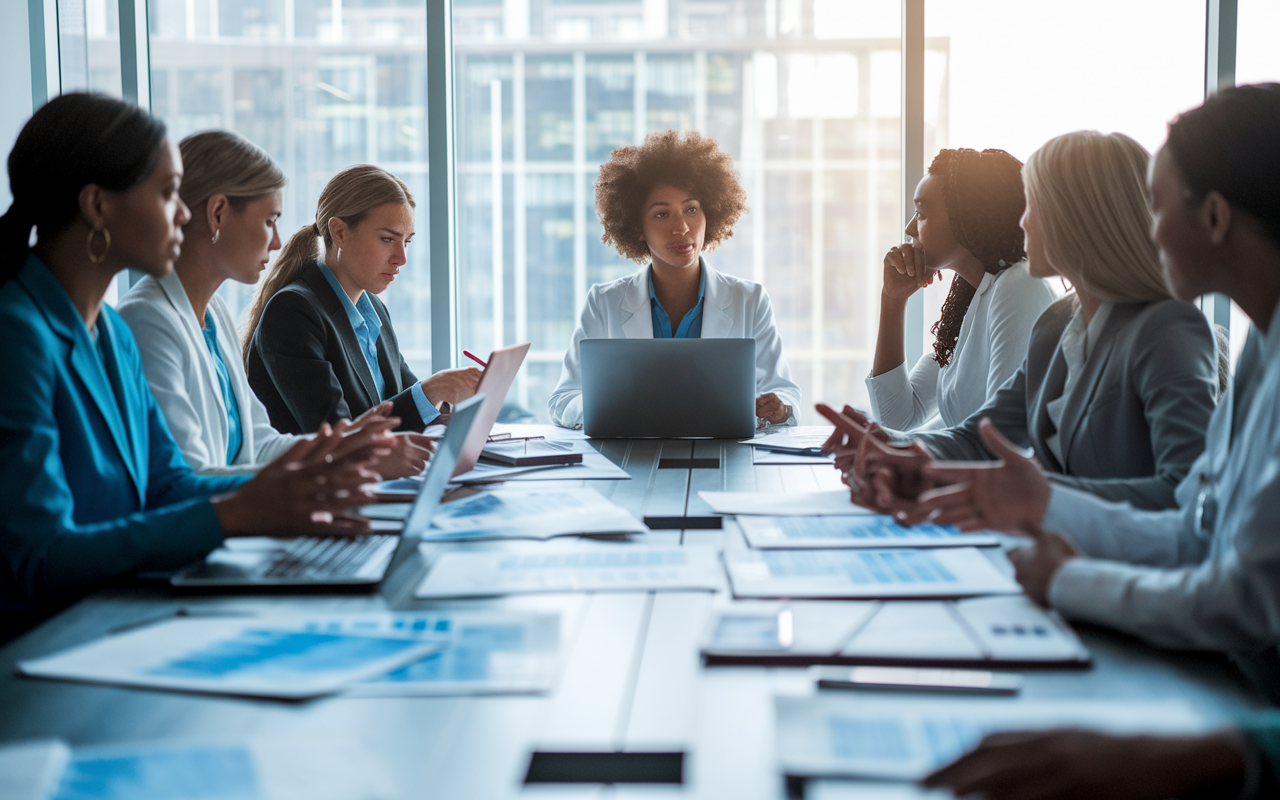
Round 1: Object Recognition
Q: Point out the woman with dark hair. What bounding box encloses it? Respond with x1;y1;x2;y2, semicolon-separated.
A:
913;83;1280;798
0;94;388;626
548;129;800;428
825;131;1218;511
867;148;1059;430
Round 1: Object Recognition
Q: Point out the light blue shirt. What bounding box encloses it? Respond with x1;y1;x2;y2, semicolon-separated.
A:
318;263;438;425
201;311;242;463
649;262;705;339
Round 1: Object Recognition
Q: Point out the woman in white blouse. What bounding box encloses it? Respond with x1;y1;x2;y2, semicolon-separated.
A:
118;130;430;476
867;148;1058;430
549;130;800;429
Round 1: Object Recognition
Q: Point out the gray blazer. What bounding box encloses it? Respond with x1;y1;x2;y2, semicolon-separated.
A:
908;296;1219;510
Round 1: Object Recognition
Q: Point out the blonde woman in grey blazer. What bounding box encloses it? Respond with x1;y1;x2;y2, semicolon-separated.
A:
833;131;1218;512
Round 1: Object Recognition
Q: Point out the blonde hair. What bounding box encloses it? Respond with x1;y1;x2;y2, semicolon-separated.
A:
1022;131;1170;303
241;164;415;362
178;130;285;222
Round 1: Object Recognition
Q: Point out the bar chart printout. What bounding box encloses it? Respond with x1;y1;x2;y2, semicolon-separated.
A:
724;547;1020;598
16;618;444;699
737;515;999;549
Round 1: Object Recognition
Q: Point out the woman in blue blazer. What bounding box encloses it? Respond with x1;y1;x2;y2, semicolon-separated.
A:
0;94;389;627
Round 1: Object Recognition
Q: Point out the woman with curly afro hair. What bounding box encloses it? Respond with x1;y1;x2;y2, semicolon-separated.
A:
548;130;800;429
866;148;1059;431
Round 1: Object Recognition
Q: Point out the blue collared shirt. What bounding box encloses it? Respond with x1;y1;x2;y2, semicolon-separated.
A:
201;311;242;464
318;262;438;425
649;263;705;339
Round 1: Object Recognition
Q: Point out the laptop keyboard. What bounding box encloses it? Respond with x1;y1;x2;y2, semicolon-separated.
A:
262;535;395;579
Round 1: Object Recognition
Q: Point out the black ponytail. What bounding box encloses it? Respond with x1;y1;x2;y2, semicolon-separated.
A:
1166;83;1280;247
1;92;167;283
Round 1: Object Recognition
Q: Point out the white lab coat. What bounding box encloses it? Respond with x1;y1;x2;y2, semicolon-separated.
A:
548;261;802;429
117;272;299;475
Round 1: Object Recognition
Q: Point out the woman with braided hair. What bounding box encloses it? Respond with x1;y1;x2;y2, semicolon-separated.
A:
866;148;1058;431
824;131;1220;511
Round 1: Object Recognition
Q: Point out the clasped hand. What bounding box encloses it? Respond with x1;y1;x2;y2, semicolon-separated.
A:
816;407;1078;605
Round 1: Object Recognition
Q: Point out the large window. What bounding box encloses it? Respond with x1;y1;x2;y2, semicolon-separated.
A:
147;0;432;372
453;0;909;422
918;0;1207;352
59;0;124;96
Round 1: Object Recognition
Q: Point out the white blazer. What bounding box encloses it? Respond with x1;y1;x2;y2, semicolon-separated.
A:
548;260;802;429
117;272;299;475
866;261;1059;431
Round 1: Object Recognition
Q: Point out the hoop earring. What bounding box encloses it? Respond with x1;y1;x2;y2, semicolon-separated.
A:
336;247;342;263
86;228;111;264
211;229;220;244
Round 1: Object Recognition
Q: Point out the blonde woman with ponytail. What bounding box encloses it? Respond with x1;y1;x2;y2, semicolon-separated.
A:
118;132;431;478
245;165;480;434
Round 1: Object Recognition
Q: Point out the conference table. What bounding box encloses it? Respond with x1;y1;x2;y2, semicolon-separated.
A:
0;426;1265;799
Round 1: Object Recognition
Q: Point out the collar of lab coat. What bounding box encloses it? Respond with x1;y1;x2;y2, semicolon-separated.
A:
618;257;735;338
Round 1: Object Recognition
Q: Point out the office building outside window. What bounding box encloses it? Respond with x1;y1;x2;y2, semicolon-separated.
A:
454;0;909;422
148;0;432;371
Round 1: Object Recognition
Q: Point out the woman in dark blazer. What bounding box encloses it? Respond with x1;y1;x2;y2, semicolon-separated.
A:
825;131;1218;512
244;165;480;434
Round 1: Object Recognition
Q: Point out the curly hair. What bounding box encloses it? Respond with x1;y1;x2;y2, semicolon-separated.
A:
595;130;747;263
928;148;1029;367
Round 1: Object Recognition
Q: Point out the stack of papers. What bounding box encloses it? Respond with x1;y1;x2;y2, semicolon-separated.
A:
415;545;723;598
372;452;631;495
737;516;997;549
0;737;398;800
700;596;1090;667
294;611;563;696
420;487;648;542
776;695;1206;780
724;547;1019;599
17;616;443;699
744;428;836;465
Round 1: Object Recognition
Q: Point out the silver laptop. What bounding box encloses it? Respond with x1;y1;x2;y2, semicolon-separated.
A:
170;393;485;589
580;338;756;438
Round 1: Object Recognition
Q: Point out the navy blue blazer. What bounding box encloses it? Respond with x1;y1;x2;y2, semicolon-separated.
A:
0;254;247;610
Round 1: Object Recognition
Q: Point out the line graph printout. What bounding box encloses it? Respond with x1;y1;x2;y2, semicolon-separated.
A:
17;618;443;699
738;516;998;549
776;696;1206;781
725;547;1019;599
415;545;722;598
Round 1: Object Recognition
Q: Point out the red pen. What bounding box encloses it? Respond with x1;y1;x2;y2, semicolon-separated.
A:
462;350;488;368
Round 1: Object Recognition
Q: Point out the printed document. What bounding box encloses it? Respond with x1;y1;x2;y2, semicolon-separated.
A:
415;545;722;598
17;617;443;699
724;547;1019;599
738;515;997;549
776;695;1206;780
699;490;873;516
420;487;647;541
291;611;562;696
